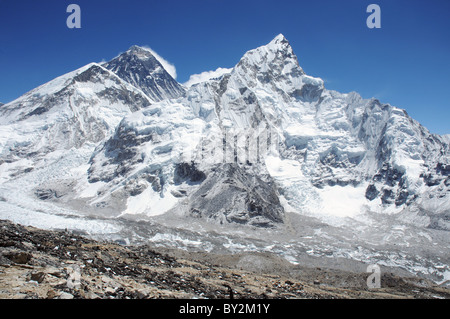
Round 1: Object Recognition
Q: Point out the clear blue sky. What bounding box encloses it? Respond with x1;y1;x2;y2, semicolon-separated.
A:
0;0;449;134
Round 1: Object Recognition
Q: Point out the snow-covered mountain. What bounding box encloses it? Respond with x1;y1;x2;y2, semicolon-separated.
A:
103;46;185;102
0;35;448;282
0;45;186;180
82;34;450;229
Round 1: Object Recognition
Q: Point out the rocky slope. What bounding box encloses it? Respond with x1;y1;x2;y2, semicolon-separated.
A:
1;220;448;299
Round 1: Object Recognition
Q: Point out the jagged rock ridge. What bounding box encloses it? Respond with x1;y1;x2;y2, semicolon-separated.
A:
103;46;185;102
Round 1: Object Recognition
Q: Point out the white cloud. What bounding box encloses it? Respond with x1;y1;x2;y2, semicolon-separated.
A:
183;67;233;87
142;46;177;80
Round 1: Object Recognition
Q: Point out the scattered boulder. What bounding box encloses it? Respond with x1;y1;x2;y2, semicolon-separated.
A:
30;272;46;283
58;292;74;299
4;251;32;264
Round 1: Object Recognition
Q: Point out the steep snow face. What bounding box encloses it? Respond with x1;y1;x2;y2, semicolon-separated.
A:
0;63;153;172
345;95;450;222
360;104;448;207
103;46;185;102
231;34;319;102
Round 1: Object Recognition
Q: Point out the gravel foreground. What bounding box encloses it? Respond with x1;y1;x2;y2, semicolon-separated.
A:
0;219;448;300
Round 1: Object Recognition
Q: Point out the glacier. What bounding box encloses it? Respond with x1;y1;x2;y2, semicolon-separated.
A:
0;34;448;283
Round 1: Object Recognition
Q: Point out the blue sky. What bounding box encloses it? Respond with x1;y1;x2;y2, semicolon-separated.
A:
0;0;449;134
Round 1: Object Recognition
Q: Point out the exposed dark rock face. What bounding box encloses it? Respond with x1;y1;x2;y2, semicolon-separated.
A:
365;184;379;201
103;46;185;102
367;163;414;206
173;162;206;185
88;121;153;183
180;164;284;227
422;163;450;186
35;189;61;201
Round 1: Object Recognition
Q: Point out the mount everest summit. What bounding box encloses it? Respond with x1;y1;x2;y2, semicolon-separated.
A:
0;35;448;283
